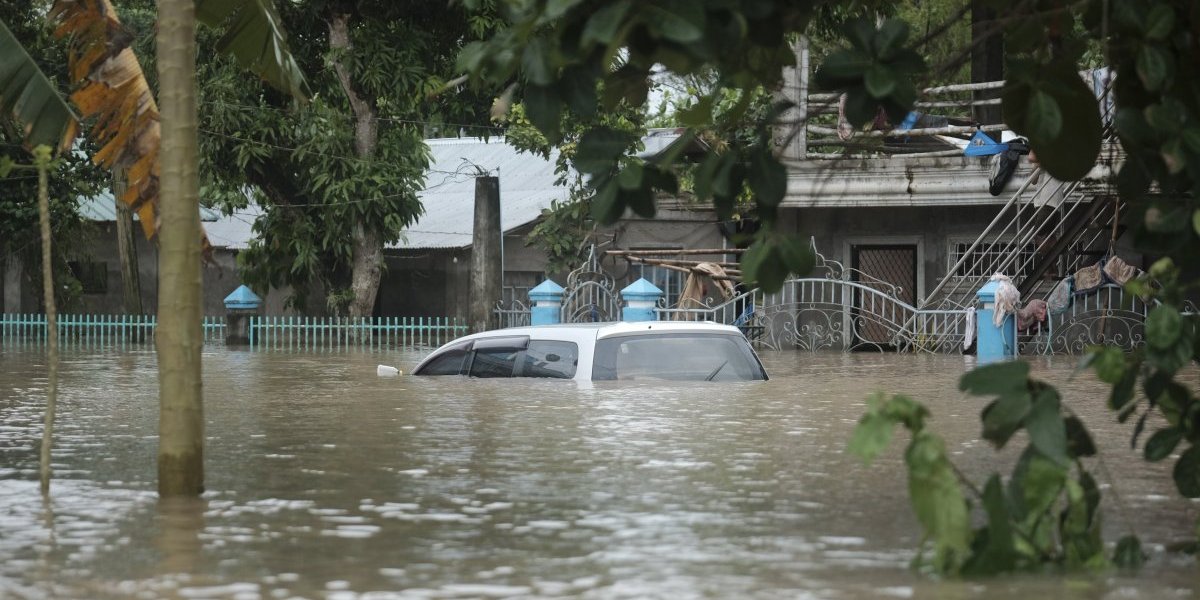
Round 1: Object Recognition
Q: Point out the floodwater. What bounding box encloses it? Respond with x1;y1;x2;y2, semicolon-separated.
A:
0;347;1197;599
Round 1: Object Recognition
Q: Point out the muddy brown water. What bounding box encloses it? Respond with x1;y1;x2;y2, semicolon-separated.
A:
0;347;1197;599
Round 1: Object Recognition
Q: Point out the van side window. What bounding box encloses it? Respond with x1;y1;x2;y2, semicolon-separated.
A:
469;347;520;378
419;349;469;375
517;341;578;378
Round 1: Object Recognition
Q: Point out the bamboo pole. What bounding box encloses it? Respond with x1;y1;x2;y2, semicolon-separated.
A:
807;123;1007;139
606;248;745;257
35;146;57;497
621;256;742;269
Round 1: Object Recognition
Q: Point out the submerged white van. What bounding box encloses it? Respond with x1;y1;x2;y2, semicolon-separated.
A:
412;322;768;382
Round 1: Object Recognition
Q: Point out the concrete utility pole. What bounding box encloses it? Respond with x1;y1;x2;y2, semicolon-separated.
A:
774;36;808;160
470;175;501;333
971;0;1005;125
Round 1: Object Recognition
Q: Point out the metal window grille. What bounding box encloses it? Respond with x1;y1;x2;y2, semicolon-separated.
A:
950;241;1037;278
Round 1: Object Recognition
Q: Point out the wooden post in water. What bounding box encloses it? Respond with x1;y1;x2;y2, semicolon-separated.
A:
470;176;501;334
34;147;58;496
114;168;144;315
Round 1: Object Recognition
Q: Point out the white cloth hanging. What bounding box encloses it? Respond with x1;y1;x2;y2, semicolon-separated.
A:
990;273;1020;328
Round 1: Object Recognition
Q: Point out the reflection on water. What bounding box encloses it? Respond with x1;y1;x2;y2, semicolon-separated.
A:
0;347;1197;598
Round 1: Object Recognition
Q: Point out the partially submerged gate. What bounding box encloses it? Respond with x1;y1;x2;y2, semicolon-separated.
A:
560;249;621;323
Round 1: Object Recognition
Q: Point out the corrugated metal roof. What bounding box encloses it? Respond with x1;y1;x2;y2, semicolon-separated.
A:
77;131;681;251
389;136;569;250
78;191;221;222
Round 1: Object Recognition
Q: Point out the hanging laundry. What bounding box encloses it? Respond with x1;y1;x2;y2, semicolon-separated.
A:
1102;256;1140;285
1017;299;1049;331
988;138;1030;196
1046;276;1073;314
1073;260;1105;295
990;273;1021;328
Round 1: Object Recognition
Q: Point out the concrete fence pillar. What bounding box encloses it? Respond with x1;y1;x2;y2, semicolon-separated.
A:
976;280;1016;362
224;285;263;347
621;278;663;322
528;279;564;326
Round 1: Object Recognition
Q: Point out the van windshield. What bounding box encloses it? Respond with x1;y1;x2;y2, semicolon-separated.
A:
591;333;767;381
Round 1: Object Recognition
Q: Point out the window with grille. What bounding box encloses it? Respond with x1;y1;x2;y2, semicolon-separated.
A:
950;241;1037;278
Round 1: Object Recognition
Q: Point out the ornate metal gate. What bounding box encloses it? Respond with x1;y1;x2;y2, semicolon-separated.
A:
560;248;621;323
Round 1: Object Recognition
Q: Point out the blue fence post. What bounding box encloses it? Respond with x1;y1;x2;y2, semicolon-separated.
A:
529;280;564;326
223;285;262;347
976;280;1016;363
621;278;664;323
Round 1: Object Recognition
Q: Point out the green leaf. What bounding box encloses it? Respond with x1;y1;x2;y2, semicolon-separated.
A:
1090;346;1127;383
1109;368;1138;411
962;474;1018;575
1020;448;1068;518
1144;427;1184;462
1147;305;1182;349
864;65;896;98
1143;4;1176;40
1001;63;1102;181
981;393;1031;447
678;96;714;128
1136;45;1172;91
1065;416;1097;458
814;50;871;86
1194;209;1200;237
645;3;706;43
1026;388;1068;466
616;162;643;191
849;411;896;463
544;0;584;20
778;235;815;277
198;0;308;101
560;65;600;118
1173;444;1200;498
581;0;632;46
747;148;787;209
741;237;787;292
873;19;909;57
959;361;1030;396
648;129;696;166
621;186;655;218
1114;535;1145;569
521;38;555;86
880;394;930;431
523;85;563;142
574;127;633;173
1026;91;1063;141
0;21;78;151
590;179;625;224
905;432;971;564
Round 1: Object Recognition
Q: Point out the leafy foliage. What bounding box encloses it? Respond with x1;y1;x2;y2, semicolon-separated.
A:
852;364;1132;575
459;0;817;290
191;0;496;310
0;1;105;309
0;19;77;152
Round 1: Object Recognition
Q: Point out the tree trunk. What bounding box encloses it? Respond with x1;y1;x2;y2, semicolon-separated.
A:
114;169;143;314
35;148;57;497
156;0;204;497
328;12;383;318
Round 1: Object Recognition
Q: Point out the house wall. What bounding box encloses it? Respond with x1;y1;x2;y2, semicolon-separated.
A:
379;207;725;319
46;223;301;316
781;205;1146;301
